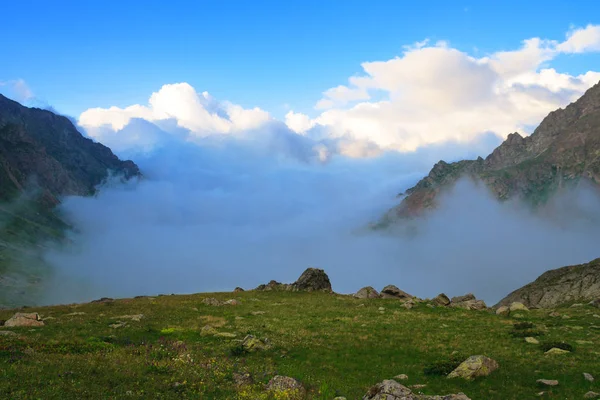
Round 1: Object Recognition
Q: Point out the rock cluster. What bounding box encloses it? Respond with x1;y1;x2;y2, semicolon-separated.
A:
254;268;332;292
363;379;470;400
4;313;44;327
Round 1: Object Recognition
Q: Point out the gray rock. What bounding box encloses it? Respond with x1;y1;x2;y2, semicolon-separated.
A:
362;379;471;400
4;313;44;327
589;299;600;308
495;306;510;316
266;375;306;399
354;286;381;299
536;379;559;386
509;302;529;312
293;268;332;292
241;335;269;352
394;374;408;380
381;285;412;300
584;372;594;382
447;355;499;380
432;293;451;306
495;259;600;308
202;298;223;306
232;372;253;387
584;391;600;399
451;293;475;303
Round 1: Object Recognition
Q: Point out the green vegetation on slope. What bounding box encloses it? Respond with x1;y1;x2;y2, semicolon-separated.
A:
1;291;599;399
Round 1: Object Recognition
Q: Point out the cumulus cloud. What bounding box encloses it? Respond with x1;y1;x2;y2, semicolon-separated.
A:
303;25;600;152
80;82;272;135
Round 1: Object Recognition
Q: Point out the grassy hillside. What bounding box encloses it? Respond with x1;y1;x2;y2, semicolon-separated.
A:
1;291;599;399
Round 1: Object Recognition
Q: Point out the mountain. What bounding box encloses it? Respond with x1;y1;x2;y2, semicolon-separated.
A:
0;94;139;205
495;258;600;308
0;95;140;307
379;81;600;224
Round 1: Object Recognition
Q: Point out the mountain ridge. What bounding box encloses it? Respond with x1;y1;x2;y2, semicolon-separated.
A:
380;81;600;224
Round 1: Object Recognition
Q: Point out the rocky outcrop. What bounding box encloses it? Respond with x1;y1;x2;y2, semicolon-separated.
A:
379;80;600;225
449;294;487;310
363;379;470;400
495;258;600;308
254;268;332;292
381;285;412;300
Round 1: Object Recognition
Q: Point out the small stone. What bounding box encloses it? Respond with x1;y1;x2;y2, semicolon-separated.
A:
584;391;600;399
570;303;584;308
378;307;385;311
411;384;427;389
509;302;529;312
251;311;266;315
576;340;593;345
394;374;408;380
562;315;571;319
549;311;561;317
109;322;127;329
584;372;594;382
201;325;218;336
536;379;558;386
224;299;240;306
202;298;222;306
545;348;570;355
215;332;237;338
65;312;86;316
0;331;17;337
495;306;510;316
233;372;253;387
115;314;143;322
525;337;539;344
266;375;306;399
241;334;269;352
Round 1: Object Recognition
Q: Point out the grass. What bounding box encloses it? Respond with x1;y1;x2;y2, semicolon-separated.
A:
0;292;599;399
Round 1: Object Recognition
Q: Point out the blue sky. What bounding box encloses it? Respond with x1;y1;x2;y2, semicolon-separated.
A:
2;0;600;120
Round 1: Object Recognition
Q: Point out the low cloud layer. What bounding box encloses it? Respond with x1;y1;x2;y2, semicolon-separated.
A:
40;133;600;306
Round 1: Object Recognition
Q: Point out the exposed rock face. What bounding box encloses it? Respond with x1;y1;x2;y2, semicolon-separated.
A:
293;268;332;292
447;355;499;380
354;286;381;299
495;258;600;308
254;268;332;292
379;81;600;225
4;312;44;327
381;285;412;299
0;94;140;204
363;379;471;400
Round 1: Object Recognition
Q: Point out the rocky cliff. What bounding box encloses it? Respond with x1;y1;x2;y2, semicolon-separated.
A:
380;81;600;224
0;94;140;205
495;258;600;308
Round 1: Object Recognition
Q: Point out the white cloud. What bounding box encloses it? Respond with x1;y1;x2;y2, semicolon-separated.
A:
80;82;272;137
557;24;600;53
285;110;316;133
307;25;600;152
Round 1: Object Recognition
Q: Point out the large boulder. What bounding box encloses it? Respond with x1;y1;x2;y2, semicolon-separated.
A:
447;355;499;380
241;335;270;352
495;306;510;316
4;313;44;327
266;375;306;399
381;285;412;300
509;302;529;312
451;293;475;303
450;298;487;311
354;286;381;299
294;268;332;292
432;293;451;306
495;258;600;308
362;379;470;400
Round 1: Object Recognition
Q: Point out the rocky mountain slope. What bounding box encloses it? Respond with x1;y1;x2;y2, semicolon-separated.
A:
380;81;600;224
0;94;141;307
0;94;139;205
496;258;600;308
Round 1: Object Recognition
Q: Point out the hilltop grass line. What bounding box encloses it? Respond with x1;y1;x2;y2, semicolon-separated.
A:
1;291;599;399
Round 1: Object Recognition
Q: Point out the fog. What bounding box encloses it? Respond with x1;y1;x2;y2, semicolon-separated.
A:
38;125;600;306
